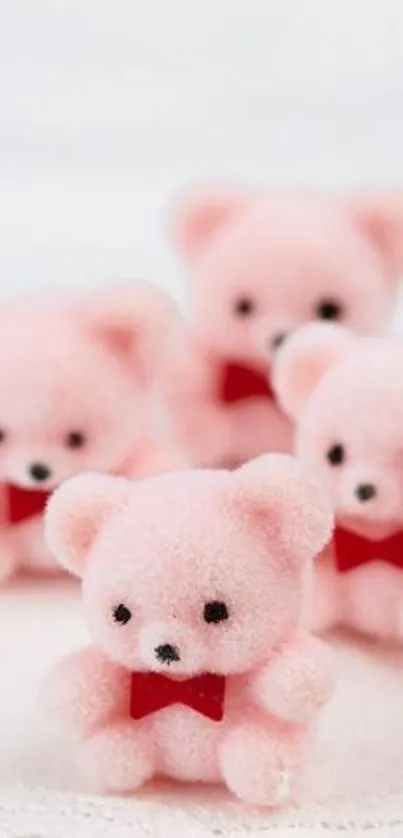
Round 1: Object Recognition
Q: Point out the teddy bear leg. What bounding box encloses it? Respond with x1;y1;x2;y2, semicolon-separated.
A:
219;720;306;806
342;562;403;641
78;721;156;793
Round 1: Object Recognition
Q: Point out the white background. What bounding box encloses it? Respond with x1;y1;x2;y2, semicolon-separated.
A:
1;0;403;308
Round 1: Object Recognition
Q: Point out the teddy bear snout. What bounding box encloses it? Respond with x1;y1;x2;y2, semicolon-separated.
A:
252;316;294;362
139;621;206;674
269;331;288;352
337;466;403;522
29;462;52;484
355;482;377;503
154;643;181;665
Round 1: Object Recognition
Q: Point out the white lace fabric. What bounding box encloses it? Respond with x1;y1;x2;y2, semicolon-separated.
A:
1;578;403;837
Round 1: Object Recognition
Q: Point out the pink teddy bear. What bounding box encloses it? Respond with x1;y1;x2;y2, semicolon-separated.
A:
274;323;403;641
0;282;181;582
43;454;334;806
164;186;403;467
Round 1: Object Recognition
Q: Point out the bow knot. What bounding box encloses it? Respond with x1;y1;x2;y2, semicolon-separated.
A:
334;525;403;573
6;484;51;524
220;361;275;405
130;671;225;722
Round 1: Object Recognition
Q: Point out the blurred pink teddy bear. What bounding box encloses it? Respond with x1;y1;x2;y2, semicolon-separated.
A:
164;186;403;467
0;282;181;582
274;323;403;641
43;454;334;806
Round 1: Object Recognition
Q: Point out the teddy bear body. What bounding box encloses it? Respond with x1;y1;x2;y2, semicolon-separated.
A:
44;456;334;805
0;285;180;581
165;187;403;467
274;325;403;640
49;640;325;798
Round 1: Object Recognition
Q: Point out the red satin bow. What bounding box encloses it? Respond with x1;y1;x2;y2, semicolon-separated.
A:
6;484;52;525
130;671;226;722
220;361;275;405
334;525;403;573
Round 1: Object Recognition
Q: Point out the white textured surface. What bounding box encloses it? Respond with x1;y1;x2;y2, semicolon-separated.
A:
2;579;403;837
2;2;403;835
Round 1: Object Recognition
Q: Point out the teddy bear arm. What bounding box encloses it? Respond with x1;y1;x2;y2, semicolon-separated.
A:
42;647;130;734
249;636;335;724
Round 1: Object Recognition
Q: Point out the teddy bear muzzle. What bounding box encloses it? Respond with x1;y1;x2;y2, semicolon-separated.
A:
336;467;403;522
29;462;52;484
139;622;207;675
154;643;181;665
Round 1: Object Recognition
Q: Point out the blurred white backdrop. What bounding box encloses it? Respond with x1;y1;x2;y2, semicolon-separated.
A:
0;0;403;306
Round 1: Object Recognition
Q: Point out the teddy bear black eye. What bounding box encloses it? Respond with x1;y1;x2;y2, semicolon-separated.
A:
234;297;255;317
203;600;229;624
327;444;345;465
113;603;132;625
0;429;6;443
65;431;86;449
316;299;343;321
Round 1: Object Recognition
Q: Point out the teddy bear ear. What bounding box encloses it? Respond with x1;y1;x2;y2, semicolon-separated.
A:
86;281;179;385
273;323;357;420
347;188;403;281
231;453;333;565
45;473;131;577
171;185;252;260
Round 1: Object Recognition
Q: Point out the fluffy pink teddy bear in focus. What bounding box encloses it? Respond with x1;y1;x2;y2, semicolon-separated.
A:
43;454;334;806
164;186;403;467
274;323;403;641
0;283;182;582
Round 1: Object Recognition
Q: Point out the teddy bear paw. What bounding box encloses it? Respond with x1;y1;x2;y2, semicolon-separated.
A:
220;724;302;806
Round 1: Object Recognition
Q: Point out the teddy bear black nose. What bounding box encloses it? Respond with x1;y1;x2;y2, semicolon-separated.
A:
355;483;377;502
270;331;287;351
29;462;51;483
154;643;181;664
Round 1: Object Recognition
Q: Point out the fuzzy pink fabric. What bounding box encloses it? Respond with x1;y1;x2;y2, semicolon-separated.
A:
0;283;182;582
164;186;403;467
274;323;403;641
42;454;334;806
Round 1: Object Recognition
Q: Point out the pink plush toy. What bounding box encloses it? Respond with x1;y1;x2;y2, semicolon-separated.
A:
274;323;403;641
43;455;334;805
164;186;403;467
0;283;181;582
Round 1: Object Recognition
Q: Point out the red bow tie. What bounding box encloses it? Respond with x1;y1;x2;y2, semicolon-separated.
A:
334;525;403;573
130;671;226;722
220;361;275;405
6;484;52;525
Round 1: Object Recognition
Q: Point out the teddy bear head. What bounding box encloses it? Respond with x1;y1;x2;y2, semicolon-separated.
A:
173;186;403;364
0;282;176;491
46;455;332;676
274;323;403;528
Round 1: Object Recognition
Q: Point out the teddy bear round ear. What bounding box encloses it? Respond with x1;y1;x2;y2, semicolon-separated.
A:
231;453;333;565
45;473;131;577
273;322;357;420
171;184;252;261
87;281;179;385
347;188;403;281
